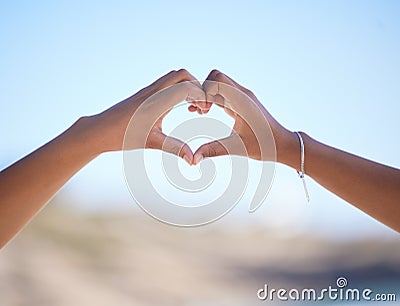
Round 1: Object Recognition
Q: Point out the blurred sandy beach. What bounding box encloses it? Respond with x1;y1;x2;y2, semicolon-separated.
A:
1;199;399;306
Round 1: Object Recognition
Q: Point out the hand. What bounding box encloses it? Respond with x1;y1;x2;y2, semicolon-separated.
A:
189;70;294;165
0;69;206;247
88;69;205;164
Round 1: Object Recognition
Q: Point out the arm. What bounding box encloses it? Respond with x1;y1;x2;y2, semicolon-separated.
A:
0;69;203;248
191;69;400;232
280;132;400;231
0;118;101;247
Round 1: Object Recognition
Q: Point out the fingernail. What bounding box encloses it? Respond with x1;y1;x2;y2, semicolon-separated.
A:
183;154;192;165
194;154;203;165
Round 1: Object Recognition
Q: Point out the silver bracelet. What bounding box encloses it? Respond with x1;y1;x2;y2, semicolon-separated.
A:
294;131;310;203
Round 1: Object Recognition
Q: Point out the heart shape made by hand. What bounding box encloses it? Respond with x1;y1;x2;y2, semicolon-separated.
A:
123;69;280;166
122;69;285;225
167;70;278;165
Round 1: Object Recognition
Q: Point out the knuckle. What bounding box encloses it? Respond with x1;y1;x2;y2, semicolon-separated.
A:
245;88;253;95
198;144;207;154
198;101;207;108
244;88;255;99
177;68;188;76
214;73;225;82
210;69;221;75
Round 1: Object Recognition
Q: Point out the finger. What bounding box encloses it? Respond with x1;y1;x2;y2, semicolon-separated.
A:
205;69;222;81
203;73;235;104
138;82;206;143
204;70;252;102
188;105;197;112
144;69;202;99
205;70;254;106
193;139;228;164
183;81;207;103
200;96;213;113
203;78;238;117
205;69;244;92
215;72;255;99
161;69;200;88
152;81;206;110
148;131;194;165
193;135;244;164
202;79;220;98
188;104;210;114
205;74;255;116
188;94;214;114
202;104;211;114
163;135;193;165
187;95;213;113
190;100;208;112
202;70;223;98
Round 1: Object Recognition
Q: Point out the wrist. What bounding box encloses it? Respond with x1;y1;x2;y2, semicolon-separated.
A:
276;129;303;171
69;115;108;157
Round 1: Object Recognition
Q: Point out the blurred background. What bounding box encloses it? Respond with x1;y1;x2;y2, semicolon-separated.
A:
0;1;399;305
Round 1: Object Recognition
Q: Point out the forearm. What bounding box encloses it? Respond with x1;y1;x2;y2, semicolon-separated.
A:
0;70;201;248
279;132;400;231
0;116;102;248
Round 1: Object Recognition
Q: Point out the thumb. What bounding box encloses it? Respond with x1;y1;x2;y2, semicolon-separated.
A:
193;136;236;165
148;131;194;165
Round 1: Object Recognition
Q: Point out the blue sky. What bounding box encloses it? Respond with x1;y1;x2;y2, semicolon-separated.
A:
1;1;399;239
